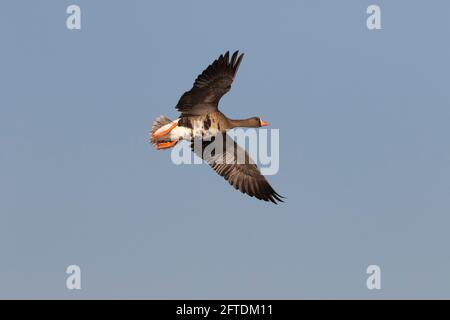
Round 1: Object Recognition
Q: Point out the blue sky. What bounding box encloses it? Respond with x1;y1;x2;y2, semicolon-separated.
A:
1;0;449;298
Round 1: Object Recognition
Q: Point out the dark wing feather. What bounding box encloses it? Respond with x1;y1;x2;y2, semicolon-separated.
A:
176;51;244;116
191;134;284;204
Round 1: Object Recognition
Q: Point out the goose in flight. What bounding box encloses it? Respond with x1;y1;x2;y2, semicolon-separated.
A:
150;51;284;204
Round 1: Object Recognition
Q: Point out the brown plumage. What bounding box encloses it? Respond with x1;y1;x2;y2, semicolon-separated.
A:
191;134;284;204
176;51;244;117
151;51;284;204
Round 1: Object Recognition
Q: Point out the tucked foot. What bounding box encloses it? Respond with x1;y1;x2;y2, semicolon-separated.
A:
152;122;177;139
156;141;178;150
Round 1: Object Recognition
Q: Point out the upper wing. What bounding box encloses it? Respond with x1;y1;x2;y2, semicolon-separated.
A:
176;51;244;116
191;134;284;204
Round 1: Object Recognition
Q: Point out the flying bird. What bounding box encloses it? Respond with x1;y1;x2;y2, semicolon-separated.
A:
150;51;284;204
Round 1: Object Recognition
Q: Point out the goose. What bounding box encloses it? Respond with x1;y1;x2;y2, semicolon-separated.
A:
150;51;284;204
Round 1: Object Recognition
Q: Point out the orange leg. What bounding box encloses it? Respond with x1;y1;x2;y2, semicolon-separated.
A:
156;140;178;150
152;123;177;139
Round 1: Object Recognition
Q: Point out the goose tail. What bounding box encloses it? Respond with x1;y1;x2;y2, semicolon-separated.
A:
149;115;173;147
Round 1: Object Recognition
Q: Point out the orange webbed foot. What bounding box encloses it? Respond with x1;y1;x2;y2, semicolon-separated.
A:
152;123;177;139
156;141;178;150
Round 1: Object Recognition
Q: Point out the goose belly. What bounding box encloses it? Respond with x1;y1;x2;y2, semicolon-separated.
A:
175;116;222;141
169;125;192;141
191;120;220;140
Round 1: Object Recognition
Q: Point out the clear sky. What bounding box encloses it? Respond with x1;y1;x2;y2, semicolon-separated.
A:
1;0;449;299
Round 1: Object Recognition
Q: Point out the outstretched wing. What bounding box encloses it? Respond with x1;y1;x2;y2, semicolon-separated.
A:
191;134;284;204
176;51;244;116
